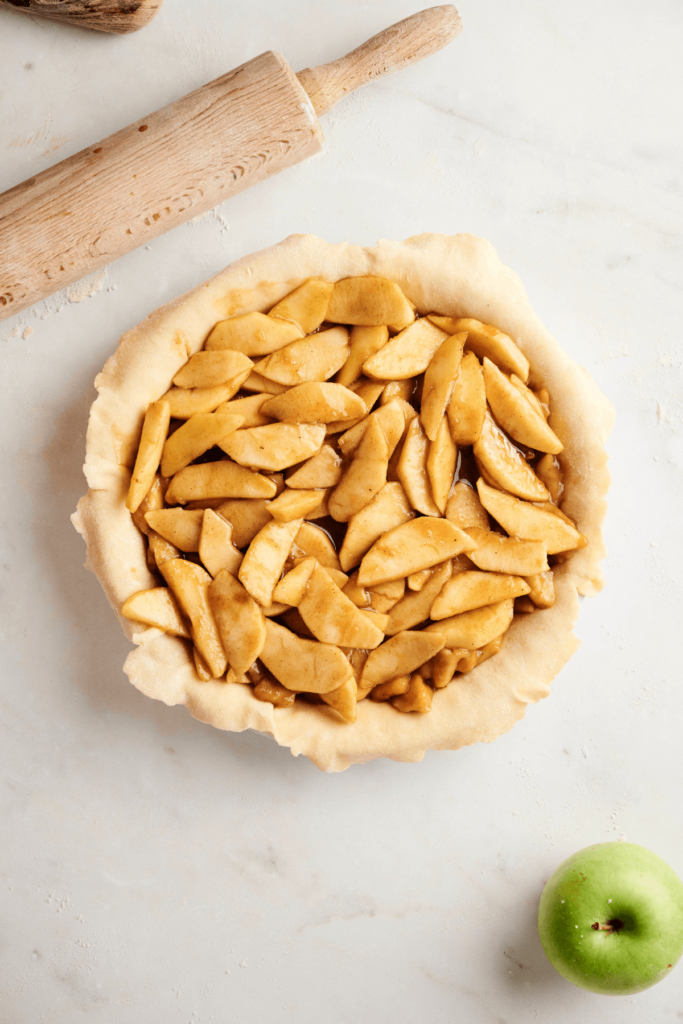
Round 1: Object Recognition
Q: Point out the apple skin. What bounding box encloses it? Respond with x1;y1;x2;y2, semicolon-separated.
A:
538;842;683;995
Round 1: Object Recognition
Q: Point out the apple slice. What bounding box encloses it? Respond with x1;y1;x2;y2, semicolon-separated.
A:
214;499;272;548
198;509;243;577
208;568;266;675
163;370;251;417
350;379;386;409
121;586;190;638
145;508;204;552
147;530;180;569
293;522;341;570
126;400;171;513
193;647;212;681
391;673;433;714
336;326;389;387
370;675;411;701
362;318;448;380
338;399;406;459
339;481;414;572
407;568;431;591
286;444;343;489
473;413;549;502
267;279;334;334
160;558;227;678
476;479;581;553
536;453;564;504
253;677;297;708
238;517;302;606
161;413;244;477
447;351;486;446
259;619;352;693
267;488;327;523
342;571;370;608
482;358;563;454
205;311;303;356
421;332;466;441
466;527;548;576
327;276;414;327
321;676;358;723
273;558;317;605
397;416;441;517
359;630;445;690
445;480;490;531
261;382;366;424
329;417;389;522
525;570;555;608
509;374;548;420
358;518;475;587
385;559;453;636
427;416;457;515
131;474;166;536
220;423;325;472
424;599;514;649
165;461;277;504
173;351;253;390
253;326;349;385
240;372;289;395
430;315;529;382
431;648;467;689
430;570;530;619
215;393;274;427
298;564;385;649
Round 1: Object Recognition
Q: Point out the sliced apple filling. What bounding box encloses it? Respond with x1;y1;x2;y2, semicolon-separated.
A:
121;274;584;723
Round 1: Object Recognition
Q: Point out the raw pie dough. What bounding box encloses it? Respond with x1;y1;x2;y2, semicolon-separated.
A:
72;233;613;772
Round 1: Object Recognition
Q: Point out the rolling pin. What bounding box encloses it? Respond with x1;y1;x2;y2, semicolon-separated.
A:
0;0;161;34
0;5;462;320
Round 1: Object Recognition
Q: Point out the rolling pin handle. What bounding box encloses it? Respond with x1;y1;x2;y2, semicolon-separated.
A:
297;4;462;117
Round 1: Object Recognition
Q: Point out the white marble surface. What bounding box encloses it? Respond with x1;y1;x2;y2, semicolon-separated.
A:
1;1;683;1020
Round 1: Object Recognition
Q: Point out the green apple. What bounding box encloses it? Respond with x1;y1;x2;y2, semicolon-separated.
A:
538;842;683;995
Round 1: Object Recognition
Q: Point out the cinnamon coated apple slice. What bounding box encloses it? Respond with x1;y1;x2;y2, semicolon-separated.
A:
358;518;475;587
362;318;448;380
482;358;563;454
466;527;548;576
205;312;303;356
327;276;414;328
253;326;349;385
359;630;445;691
424;599;514;650
259;620;352;694
160;559;227;678
262;382;366;424
473;413;549;502
267;279;334;335
121;587;190;638
430;316;529;382
476;479;581;554
208;569;266;675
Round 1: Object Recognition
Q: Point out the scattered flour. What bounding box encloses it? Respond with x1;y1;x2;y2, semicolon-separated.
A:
1;266;108;343
65;266;108;304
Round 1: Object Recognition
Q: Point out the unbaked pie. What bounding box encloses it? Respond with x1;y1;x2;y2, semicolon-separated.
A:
73;234;613;771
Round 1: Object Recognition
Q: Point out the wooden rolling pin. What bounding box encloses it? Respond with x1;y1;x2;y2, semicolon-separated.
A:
0;5;462;320
0;0;161;34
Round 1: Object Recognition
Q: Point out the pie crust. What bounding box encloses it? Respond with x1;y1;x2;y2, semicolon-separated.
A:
72;233;614;772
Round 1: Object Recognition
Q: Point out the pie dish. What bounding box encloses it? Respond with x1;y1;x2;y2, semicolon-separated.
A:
72;233;613;772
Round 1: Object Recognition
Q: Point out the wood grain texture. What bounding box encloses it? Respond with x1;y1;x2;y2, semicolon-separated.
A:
0;0;162;33
0;51;322;319
296;4;462;116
